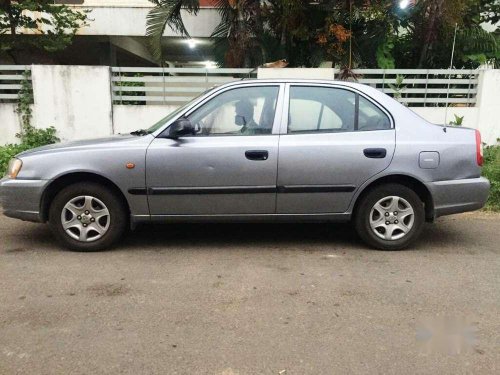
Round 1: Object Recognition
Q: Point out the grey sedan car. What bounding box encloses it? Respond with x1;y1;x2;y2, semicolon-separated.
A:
0;79;490;251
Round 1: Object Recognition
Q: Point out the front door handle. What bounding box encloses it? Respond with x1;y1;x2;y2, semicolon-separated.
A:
364;148;387;159
245;150;269;161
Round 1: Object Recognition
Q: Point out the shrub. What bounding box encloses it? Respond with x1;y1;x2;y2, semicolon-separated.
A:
0;144;28;176
482;142;500;211
1;70;60;176
0;127;59;176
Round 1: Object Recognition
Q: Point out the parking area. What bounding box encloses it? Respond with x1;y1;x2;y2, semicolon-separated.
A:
0;212;499;374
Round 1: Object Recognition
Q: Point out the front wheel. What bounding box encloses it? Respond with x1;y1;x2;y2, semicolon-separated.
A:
354;183;425;250
48;182;128;251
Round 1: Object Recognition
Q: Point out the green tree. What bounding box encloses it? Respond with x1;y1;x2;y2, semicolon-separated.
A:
262;0;325;67
393;0;498;68
211;0;264;68
0;0;89;64
145;0;498;69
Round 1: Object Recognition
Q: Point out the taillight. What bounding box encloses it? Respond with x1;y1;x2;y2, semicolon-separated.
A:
475;129;483;166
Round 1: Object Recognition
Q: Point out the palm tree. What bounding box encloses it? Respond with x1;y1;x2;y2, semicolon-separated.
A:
146;0;264;67
145;0;200;63
211;0;264;67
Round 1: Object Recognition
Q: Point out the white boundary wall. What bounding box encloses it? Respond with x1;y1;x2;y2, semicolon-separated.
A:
0;66;499;145
112;104;178;135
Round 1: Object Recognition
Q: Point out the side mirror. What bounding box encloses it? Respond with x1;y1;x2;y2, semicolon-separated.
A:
165;117;195;139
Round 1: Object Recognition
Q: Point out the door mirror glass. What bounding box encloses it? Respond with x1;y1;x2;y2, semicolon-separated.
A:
165;117;195;139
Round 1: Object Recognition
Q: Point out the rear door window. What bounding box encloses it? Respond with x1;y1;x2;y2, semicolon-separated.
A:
288;86;390;134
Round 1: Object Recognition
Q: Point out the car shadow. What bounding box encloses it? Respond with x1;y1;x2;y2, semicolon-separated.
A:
2;216;477;254
122;222;362;251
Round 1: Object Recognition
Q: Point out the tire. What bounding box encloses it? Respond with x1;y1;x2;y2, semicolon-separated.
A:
354;183;425;250
48;182;128;251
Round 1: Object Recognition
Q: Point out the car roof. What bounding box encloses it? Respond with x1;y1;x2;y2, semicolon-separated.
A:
222;78;368;90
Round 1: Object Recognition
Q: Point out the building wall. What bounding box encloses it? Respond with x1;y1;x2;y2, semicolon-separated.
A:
0;104;29;144
67;1;216;7
74;7;220;37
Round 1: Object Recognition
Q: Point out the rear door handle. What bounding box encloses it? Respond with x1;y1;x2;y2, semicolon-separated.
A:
245;150;269;161
363;148;387;158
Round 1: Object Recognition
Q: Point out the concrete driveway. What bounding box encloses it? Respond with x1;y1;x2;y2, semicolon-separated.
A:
0;212;499;374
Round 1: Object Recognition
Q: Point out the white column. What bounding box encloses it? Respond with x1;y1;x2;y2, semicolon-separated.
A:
31;65;113;141
258;68;336;80
475;69;500;145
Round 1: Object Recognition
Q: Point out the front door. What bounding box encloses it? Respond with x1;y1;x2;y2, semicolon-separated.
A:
277;84;396;214
146;84;283;216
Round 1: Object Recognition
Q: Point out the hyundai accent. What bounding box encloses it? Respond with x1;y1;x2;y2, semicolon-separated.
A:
0;79;490;251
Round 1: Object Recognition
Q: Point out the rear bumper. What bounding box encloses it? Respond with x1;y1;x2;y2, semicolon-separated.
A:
0;177;48;222
426;177;490;218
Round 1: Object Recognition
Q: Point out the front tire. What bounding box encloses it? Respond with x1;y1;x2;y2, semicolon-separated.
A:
354;183;425;250
48;182;128;251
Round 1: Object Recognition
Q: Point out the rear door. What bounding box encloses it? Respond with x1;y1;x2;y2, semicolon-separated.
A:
277;84;396;214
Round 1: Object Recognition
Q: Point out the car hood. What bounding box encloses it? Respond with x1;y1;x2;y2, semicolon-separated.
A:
17;134;153;157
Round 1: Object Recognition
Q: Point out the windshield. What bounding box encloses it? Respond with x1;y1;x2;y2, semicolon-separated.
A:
145;88;215;134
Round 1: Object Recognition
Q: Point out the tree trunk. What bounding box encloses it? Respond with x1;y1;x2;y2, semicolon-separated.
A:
2;0;17;36
417;0;444;68
6;50;18;64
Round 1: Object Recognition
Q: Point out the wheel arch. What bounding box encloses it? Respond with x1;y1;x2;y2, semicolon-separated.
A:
40;172;130;222
352;174;435;221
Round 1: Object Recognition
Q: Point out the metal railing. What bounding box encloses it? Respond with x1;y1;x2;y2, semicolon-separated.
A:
0;65;32;102
352;69;478;107
112;67;479;107
111;67;256;105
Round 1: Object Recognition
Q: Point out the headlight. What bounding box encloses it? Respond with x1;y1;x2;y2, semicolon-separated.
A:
7;158;23;179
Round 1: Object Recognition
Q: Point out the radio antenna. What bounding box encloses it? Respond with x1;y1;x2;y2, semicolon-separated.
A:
444;23;458;127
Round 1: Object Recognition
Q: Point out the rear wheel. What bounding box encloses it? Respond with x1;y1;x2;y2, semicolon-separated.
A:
48;182;127;251
354;183;425;250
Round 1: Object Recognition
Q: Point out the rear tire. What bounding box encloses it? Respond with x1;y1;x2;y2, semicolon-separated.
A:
48;182;128;251
354;183;425;250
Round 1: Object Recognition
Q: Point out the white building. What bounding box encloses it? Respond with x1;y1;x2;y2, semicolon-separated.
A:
52;1;220;66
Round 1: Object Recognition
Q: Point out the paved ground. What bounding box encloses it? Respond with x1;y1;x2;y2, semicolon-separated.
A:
0;212;499;375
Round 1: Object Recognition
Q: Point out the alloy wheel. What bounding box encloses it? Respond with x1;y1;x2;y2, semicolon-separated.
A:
60;195;110;242
369;195;415;241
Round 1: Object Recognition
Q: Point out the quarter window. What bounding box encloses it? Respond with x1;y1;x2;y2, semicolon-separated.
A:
187;86;279;136
357;95;392;131
287;86;391;134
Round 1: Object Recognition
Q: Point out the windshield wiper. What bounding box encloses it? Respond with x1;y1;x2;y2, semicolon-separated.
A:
130;129;150;136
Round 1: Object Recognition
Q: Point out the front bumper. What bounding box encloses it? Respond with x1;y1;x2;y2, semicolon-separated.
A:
0;177;49;222
426;177;490;218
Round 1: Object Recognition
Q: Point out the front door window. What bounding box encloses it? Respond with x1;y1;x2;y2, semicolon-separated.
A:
187;86;280;136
